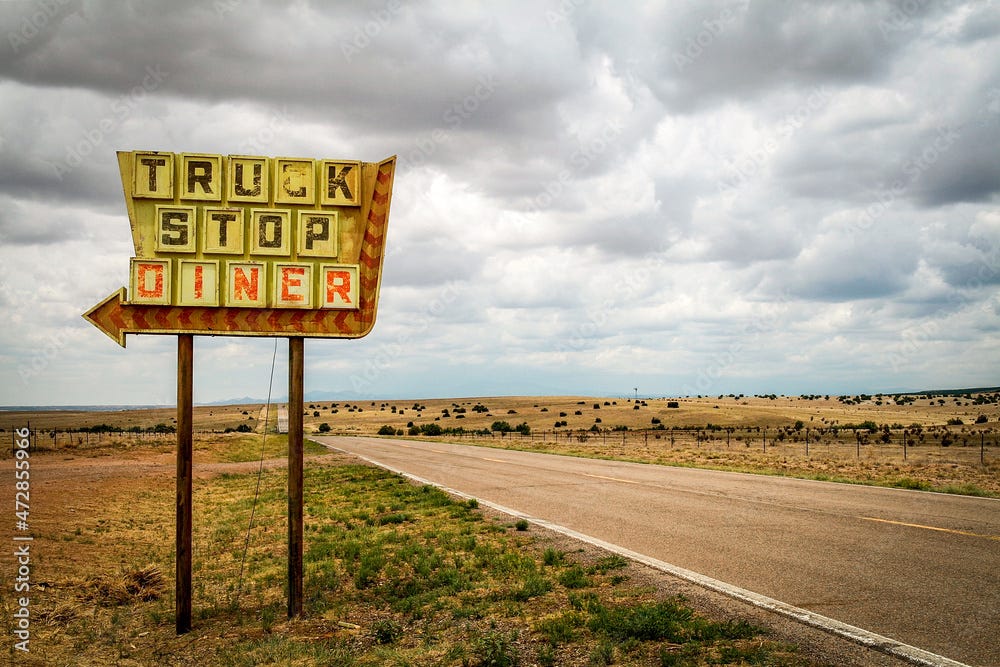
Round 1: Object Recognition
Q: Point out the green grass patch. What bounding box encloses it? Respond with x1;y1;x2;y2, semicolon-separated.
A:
32;455;812;666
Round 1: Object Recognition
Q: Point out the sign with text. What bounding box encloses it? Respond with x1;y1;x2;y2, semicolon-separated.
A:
85;151;396;346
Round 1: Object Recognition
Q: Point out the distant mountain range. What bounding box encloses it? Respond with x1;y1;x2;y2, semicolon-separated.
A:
197;390;378;406
4;386;997;410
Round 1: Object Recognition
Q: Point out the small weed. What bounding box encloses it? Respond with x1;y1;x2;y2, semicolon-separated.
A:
593;554;629;572
893;477;932;491
260;605;277;633
372;618;403;644
514;519;530;531
589;638;615;665
542;548;565;566
558;564;592;589
472;629;520;667
535;611;583;645
510;572;552;601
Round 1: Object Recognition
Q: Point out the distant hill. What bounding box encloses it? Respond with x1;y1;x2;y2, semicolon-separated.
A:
197;390;377;406
894;387;1000;397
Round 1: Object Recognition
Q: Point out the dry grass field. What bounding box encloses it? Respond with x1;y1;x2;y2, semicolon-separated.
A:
1;392;996;664
3;391;998;496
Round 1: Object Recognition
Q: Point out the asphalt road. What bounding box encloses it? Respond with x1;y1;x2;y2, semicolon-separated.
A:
315;436;1000;667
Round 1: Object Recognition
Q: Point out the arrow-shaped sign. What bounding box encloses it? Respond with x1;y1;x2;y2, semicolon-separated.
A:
84;156;394;346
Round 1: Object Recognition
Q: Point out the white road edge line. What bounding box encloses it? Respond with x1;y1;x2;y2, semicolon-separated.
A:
318;440;972;667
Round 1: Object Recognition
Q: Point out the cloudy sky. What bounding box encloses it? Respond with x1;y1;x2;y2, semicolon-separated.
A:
1;0;998;406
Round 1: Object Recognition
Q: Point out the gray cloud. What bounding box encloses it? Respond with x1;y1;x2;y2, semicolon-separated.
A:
1;0;999;404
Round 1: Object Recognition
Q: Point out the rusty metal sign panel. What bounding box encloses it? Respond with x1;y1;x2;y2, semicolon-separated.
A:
84;151;396;346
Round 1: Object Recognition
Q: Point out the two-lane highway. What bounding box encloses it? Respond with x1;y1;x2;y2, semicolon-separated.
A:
316;436;999;666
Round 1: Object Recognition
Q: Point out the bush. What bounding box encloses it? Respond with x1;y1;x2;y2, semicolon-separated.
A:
421;423;443;436
667;401;679;409
236;423;253;433
317;423;331;433
491;421;513;433
371;618;402;645
515;422;531;435
976;414;988;424
377;425;396;436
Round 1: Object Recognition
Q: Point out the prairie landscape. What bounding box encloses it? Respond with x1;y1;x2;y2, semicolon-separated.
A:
1;390;997;665
3;390;999;496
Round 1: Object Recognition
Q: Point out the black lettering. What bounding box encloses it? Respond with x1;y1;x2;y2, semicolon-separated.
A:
160;212;189;246
281;165;306;197
234;163;261;197
258;215;282;248
327;164;354;199
304;216;329;250
211;211;237;246
187;160;213;194
140;157;166;191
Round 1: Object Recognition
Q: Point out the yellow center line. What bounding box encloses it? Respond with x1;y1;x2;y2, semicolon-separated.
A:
483;457;507;463
583;473;640;485
860;517;1000;541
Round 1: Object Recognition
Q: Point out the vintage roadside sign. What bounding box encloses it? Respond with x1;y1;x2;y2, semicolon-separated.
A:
84;151;396;345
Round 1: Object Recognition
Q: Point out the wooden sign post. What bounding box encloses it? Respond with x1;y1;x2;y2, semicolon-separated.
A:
84;151;396;633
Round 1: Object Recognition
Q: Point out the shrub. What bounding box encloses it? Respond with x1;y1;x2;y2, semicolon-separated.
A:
491;421;513;433
377;425;396;436
975;414;988;424
421;423;443;436
558;565;592;589
317;423;331;433
472;630;520;667
236;423;253;433
667;401;679;409
371;618;402;644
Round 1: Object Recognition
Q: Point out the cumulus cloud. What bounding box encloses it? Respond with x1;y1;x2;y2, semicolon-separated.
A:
0;0;998;404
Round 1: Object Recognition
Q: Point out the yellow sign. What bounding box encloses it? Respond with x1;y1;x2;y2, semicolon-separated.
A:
121;151;367;309
83;152;395;346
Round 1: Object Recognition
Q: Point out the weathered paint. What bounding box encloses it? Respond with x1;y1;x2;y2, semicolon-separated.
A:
84;154;395;345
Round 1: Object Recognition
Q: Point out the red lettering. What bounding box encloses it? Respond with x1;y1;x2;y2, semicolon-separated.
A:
194;264;203;299
233;267;259;300
281;266;305;301
137;263;164;298
326;270;352;305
